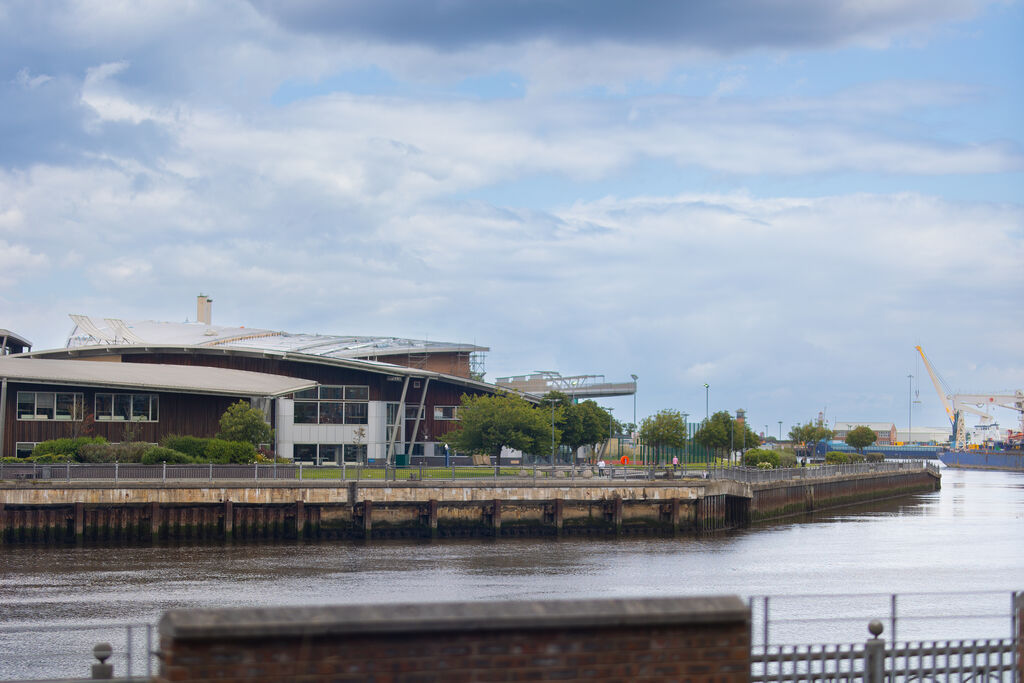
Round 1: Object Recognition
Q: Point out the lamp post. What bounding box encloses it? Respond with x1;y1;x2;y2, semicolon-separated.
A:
907;374;913;447
704;383;709;421
631;374;638;464
778;420;783;441
682;412;689;461
550;399;555;466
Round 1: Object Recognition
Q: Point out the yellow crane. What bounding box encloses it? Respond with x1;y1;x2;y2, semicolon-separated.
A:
915;345;955;427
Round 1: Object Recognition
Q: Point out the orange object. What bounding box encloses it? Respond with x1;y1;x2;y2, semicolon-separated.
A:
620;455;630;465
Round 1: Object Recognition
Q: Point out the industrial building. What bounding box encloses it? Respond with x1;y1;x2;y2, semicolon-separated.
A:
832;421;897;446
1;298;506;463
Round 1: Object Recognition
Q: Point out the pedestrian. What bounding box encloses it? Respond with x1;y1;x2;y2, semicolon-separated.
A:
672;455;679;470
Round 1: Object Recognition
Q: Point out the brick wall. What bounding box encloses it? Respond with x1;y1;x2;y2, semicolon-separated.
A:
156;595;750;682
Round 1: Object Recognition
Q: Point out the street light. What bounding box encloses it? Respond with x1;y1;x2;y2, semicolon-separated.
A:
778;420;783;441
630;374;638;434
704;384;710;421
907;374;913;447
682;412;689;459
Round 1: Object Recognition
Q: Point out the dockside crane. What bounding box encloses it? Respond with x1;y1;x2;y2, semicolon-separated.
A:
915;345;1024;450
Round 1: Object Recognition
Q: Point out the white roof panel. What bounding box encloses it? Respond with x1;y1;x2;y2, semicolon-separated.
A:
0;358;316;397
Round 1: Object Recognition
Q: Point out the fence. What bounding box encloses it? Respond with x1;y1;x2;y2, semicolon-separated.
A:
0;591;1016;681
750;591;1020;682
0;460;937;484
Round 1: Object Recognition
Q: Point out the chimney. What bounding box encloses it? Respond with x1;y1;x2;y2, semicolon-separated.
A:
197;294;213;325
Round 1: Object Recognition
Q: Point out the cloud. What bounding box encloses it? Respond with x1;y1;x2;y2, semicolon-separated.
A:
248;0;989;52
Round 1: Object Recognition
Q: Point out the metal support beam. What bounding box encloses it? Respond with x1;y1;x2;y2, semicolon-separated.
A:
407;377;430;458
386;377;410;467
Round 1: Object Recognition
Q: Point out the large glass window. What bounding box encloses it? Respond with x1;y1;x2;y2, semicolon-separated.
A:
344;444;367;464
95;393;159;422
16;392;84;421
292;385;369;425
434;406;459;420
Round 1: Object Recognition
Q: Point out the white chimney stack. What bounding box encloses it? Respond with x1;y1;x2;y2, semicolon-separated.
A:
197;294;213;325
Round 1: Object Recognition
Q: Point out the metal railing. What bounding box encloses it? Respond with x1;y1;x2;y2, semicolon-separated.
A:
0;460;936;484
0;622;154;681
750;591;1020;682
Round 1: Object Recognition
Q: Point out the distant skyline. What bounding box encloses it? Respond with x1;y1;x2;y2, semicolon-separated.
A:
1;1;1021;435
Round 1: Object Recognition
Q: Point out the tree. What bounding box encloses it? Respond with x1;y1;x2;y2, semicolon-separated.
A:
693;410;760;460
639;409;687;464
444;393;554;466
845;425;877;452
218;400;273;447
542;393;613;460
788;421;833;446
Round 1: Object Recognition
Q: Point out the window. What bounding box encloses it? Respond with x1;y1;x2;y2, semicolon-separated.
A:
405;405;425;420
386;402;401;427
344;444;367;464
292;385;369;425
434;406;459;420
17;392;83;421
293;444;317;463
95;393;159;422
15;442;37;458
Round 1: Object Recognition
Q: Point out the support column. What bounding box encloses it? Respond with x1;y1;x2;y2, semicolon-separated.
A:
612;495;622;535
224;499;233;540
363;500;373;539
492;499;502;535
295;500;305;540
553;498;563;535
427;499;438;538
74;502;84;543
670;497;680;536
0;502;5;545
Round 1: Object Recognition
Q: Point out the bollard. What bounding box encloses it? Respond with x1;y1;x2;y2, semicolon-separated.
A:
864;620;885;683
91;642;113;679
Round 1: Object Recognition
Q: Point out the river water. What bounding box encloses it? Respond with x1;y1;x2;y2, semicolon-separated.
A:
1;466;1022;679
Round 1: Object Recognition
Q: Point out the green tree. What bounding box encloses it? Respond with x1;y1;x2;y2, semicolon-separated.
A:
845;425;877;452
694;410;760;460
542;393;613;458
218;400;273;447
639;409;687;464
788;421;834;446
444;393;554;466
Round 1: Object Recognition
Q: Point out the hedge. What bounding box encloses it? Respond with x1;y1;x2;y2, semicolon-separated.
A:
141;446;195;465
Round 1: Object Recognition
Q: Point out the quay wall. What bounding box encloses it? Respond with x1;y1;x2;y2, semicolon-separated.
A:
155;595;751;683
0;470;939;544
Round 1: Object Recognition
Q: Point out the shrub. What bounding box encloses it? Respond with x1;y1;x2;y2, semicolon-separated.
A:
160;435;209;460
77;442;151;463
848;452;866;463
743;448;779;468
825;451;850;464
204;438;257;464
28;453;68;463
865;452;885;463
777;451;798;468
141;446;195;465
31;437;107;461
757;461;774;469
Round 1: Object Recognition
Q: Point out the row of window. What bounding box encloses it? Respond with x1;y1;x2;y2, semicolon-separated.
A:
17;392;159;422
293;443;368;466
294;385;369;425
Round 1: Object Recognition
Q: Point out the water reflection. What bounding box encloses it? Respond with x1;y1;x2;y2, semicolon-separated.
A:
1;468;1022;678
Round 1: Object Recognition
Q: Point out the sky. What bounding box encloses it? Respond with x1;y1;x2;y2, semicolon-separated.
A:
1;0;1022;437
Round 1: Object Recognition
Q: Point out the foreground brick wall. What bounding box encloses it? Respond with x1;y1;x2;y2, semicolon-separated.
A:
156;595;750;682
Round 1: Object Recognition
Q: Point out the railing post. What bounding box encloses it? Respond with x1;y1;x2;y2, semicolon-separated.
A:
254;462;258;480
67;460;71;483
114;462;118;482
209;462;213;481
299;462;303;481
864;620;886;683
162;461;166;481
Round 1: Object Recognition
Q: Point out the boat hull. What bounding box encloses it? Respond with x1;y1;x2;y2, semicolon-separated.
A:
939;450;1024;472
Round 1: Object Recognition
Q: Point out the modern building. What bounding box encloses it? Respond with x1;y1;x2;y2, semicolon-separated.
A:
1;299;523;463
833;421;897;446
1;329;31;356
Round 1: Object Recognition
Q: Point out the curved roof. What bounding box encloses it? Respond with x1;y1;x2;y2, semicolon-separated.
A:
0;357;316;397
65;316;487;359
